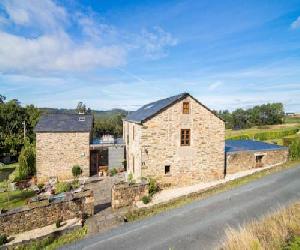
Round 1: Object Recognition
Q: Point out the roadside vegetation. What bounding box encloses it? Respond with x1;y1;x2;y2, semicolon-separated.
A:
13;226;87;250
125;160;300;222
221;201;300;250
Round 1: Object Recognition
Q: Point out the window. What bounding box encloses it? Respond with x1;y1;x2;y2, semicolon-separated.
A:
132;156;135;173
256;155;264;168
183;102;190;114
165;165;170;175
132;125;135;141
78;116;85;122
181;129;190;146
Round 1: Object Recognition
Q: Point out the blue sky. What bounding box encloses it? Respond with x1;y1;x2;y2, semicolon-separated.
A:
0;0;300;112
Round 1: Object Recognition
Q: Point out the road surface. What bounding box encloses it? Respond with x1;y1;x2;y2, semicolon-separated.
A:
64;164;300;250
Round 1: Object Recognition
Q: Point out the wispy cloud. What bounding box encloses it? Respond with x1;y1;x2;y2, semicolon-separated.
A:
291;16;300;29
0;0;177;75
208;81;223;90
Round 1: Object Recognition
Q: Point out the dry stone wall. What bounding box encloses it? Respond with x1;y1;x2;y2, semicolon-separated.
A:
36;132;90;182
226;148;289;174
111;182;149;209
0;190;94;235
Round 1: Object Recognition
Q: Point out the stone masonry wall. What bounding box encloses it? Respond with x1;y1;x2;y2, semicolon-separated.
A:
126;96;225;186
111;182;149;209
36;132;90;182
226;149;289;174
0;190;94;235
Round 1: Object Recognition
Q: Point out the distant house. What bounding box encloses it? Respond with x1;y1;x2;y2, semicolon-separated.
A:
123;93;225;186
35;114;124;182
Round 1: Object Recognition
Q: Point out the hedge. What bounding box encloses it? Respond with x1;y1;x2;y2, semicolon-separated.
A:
254;128;299;141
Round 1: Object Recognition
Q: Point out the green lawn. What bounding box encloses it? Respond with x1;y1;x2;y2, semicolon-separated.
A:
0;162;36;210
284;116;300;124
0;189;35;210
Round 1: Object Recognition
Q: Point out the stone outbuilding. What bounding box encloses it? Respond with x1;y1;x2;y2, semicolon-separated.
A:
225;140;288;174
35;114;125;182
123;93;225;186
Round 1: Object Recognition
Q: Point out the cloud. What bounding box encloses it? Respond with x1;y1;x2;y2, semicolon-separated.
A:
208;81;223;90
291;16;300;30
0;0;177;75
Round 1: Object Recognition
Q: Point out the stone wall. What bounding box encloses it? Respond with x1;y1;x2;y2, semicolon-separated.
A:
36;132;90;182
124;96;225;186
226;148;289;174
111;182;149;209
0;190;94;235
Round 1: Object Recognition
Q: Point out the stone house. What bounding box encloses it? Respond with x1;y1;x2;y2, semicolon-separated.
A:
35;114;124;182
225;140;288;174
123;93;225;185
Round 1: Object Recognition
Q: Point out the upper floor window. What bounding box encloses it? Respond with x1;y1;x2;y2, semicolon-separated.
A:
181;129;190;146
183;102;190;114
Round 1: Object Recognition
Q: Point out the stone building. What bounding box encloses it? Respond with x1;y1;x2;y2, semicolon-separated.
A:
35;114;125;182
123;93;225;186
225;140;288;174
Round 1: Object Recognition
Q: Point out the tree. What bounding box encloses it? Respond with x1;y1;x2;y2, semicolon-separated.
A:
0;94;6;104
76;102;87;114
17;142;36;180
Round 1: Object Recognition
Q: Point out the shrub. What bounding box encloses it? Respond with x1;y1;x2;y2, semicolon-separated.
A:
142;195;151;204
71;179;80;190
109;168;118;176
227;134;251;140
56;218;63;228
289;139;300;160
254;128;299;141
148;178;159;197
0;234;8;246
17;143;36;180
37;183;45;190
72;165;82;179
128;173;133;183
55;182;71;194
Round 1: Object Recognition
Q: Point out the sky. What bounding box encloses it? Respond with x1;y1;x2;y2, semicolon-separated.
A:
0;0;300;112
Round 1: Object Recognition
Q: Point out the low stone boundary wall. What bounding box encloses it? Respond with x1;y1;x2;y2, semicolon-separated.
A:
226;148;289;174
0;190;94;235
112;182;148;209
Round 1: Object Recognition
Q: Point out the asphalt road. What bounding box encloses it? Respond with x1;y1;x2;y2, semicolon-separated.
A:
64;165;300;250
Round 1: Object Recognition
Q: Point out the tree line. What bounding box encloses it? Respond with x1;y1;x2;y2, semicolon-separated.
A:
215;103;285;129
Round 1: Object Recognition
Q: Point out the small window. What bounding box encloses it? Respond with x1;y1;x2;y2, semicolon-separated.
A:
181;129;190;146
183;102;190;114
165;165;170;174
256;155;264;168
132;125;135;141
78;116;85;122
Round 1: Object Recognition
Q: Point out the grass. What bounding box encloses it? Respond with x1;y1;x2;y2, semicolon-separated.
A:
0;189;35;210
221;201;300;250
125;160;300;222
225;125;300;140
285;117;300;124
15;226;87;250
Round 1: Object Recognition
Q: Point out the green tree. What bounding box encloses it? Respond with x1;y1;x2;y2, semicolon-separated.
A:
17;142;36;180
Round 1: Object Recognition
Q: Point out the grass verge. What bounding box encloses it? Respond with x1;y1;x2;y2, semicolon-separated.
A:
222;201;300;250
15;226;87;250
125;160;300;222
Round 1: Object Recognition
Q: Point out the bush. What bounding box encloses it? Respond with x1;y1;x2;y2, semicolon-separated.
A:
148;178;159;197
254;128;299;141
289;139;300;160
227;134;251;140
17;143;36;180
55;182;71;194
56;218;63;228
72;165;82;179
0;234;8;246
71;179;80;190
142;195;151;204
109;168;118;176
128;173;133;183
37;183;45;190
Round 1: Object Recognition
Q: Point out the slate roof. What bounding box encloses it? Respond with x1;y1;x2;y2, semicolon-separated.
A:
125;92;222;123
34;114;93;132
225;140;287;153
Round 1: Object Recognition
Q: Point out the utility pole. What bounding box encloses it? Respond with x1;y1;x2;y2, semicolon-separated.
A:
22;121;26;142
